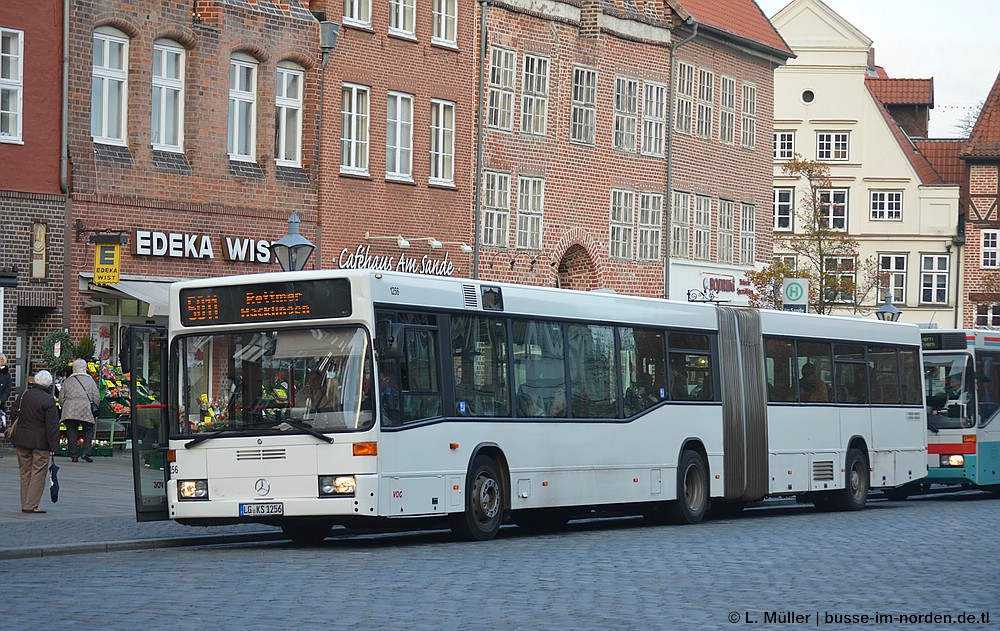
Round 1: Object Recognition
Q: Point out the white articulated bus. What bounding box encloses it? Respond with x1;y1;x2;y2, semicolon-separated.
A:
124;270;927;542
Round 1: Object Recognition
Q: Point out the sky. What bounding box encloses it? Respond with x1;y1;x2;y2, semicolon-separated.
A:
754;0;1000;138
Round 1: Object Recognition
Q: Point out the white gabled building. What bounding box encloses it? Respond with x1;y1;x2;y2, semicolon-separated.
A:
768;0;961;325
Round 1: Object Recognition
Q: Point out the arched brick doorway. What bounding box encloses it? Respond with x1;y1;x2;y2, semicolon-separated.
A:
556;244;599;291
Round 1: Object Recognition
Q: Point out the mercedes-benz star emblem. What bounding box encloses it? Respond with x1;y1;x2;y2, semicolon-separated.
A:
254;478;270;496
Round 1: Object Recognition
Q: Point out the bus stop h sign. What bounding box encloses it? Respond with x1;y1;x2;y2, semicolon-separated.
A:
782;278;808;313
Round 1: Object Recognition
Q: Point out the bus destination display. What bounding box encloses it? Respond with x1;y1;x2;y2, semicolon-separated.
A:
179;279;351;325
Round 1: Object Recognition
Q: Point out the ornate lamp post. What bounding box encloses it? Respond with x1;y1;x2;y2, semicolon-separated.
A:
874;289;901;322
269;212;316;272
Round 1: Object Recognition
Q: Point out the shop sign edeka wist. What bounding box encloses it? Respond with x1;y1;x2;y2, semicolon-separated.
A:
132;229;273;263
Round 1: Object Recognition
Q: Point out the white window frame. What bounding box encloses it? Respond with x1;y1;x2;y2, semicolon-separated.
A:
570;66;597;145
773;187;794;232
389;0;416;38
818;188;848;231
482;170;511;247
774;131;794;161
609;189;635;259
983;231;999;269
696;69;713;139
341;82;369;174
920;254;949;305
516;176;544;250
671;191;691;258
719;76;735;145
817;131;849;161
487;47;516;131
740;204;756;265
718;199;734;264
0;28;24;142
429;98;455;185
613;76;638;152
638;192;662;261
151;40;185;152
975;303;1000;329
674;62;693;134
879;254;907;304
386;91;413;180
275;62;304;166
693;195;711;260
641;82;666;157
344;0;372;28
870;190;903;221
824;256;856;303
741;83;756;149
521;54;549;136
227;53;257;160
92;27;129;145
432;0;457;47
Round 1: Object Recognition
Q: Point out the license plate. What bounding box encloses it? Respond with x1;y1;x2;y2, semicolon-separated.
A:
239;502;284;516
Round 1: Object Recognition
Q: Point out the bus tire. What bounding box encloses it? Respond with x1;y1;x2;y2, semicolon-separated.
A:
831;447;869;511
281;519;333;545
667;450;709;524
514;508;570;533
451;455;504;541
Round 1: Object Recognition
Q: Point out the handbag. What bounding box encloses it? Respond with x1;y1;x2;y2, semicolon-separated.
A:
74;374;101;418
3;396;21;441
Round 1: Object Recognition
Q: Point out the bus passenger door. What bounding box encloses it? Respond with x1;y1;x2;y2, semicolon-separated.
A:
123;325;170;522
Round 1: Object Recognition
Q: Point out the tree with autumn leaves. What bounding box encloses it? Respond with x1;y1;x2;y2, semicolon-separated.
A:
746;155;884;314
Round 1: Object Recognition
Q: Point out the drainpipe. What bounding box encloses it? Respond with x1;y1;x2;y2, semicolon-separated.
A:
952;215;966;328
472;0;489;279
663;18;697;299
60;0;71;330
316;20;341;270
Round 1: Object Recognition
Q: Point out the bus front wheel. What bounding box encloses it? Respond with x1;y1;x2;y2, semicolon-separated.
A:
830;448;869;511
451;455;504;541
667;450;709;524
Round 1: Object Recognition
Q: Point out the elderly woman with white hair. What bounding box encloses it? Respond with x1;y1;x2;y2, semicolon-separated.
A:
59;358;102;463
12;369;60;513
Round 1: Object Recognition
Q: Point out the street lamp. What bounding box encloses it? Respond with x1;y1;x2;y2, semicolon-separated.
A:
270;212;316;272
874;289;901;322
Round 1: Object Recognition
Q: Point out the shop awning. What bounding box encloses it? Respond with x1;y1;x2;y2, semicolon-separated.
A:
88;279;173;317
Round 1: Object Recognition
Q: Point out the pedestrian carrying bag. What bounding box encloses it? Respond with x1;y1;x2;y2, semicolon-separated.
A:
74;374;100;418
3;395;21;442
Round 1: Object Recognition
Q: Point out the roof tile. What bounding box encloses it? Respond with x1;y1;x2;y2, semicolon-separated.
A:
963;70;1000;159
866;78;934;106
673;0;793;57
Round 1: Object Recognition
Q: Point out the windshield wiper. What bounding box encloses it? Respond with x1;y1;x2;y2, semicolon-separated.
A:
184;428;242;449
273;419;334;443
926;415;940;434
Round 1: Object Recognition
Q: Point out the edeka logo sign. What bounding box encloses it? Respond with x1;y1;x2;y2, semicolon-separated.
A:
93;242;121;285
132;229;273;264
338;244;455;276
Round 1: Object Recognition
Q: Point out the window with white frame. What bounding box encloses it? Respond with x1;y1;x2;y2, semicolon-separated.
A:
609;189;634;259
870;190;903;221
613;76;638;152
151;40;184;152
693;195;711;260
774;131;794;161
719;76;735;145
817;132;849;161
521;54;549;136
641;82;666;156
341;83;369;174
1;28;24;141
429;98;455;184
570;67;597;144
718;199;734;264
671;191;691;258
92;27;129;145
487;47;516;130
824;256;856;303
386;91;413;180
344;0;372;27
432;0;457;46
741;83;756;149
740;203;756;265
818;188;848;231
776;254;796;270
482;171;510;247
389;0;416;37
675;62;693;134
983;231;1000;268
975;304;1000;329
228;53;257;160
638;192;662;261
516;176;544;250
697;69;713;139
921;254;948;304
879;254;907;304
275;62;304;166
773;187;793;232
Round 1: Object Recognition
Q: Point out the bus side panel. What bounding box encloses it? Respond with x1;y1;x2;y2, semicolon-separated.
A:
766;405;842;495
870;408;926;488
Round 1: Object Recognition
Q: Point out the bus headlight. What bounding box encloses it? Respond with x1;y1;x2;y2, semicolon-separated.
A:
319;475;356;497
178;479;210;500
940;455;965;467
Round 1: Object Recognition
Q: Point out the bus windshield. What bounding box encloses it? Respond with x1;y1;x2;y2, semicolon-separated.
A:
923;353;974;429
171;326;375;436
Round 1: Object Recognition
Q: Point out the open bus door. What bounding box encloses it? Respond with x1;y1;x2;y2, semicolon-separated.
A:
122;325;170;522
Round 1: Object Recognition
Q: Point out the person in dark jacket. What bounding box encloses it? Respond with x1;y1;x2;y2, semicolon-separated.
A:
0;351;11;417
13;369;60;513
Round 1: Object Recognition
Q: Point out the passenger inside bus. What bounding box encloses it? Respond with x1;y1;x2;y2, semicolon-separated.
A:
799;362;829;402
516;389;544;417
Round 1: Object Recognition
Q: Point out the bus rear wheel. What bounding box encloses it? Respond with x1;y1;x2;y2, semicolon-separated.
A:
830;447;869;511
281;519;334;545
667;450;708;524
451;455;504;541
